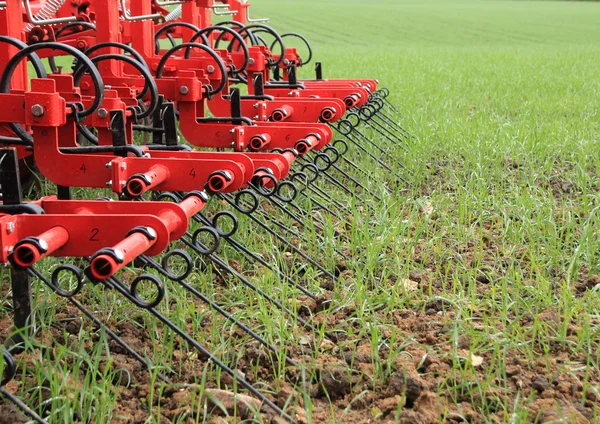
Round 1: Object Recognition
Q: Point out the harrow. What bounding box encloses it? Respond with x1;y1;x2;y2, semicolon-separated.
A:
0;0;411;421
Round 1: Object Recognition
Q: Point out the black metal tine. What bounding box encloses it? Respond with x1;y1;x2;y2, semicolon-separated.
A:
27;267;172;383
350;126;408;169
362;115;408;146
344;131;410;186
104;276;298;423
248;182;353;249
154;192;317;299
249;205;350;262
296;155;372;208
136;254;299;367
327;161;382;201
0;387;48;424
373;107;412;137
180;233;322;331
293;174;354;217
271;192;353;243
218;193;337;281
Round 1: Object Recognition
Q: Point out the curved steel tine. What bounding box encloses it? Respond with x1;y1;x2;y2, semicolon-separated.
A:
264;188;353;244
361;115;408;146
136;254;299;367
180;233;328;335
0;387;48;424
349;126;408;168
104;276;298;423
27;267;171;383
163;192;319;300
291;173;354;217
245;197;351;263
193;211;318;300
219;193;337;281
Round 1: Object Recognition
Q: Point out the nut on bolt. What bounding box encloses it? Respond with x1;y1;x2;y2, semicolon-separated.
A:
30;104;45;117
206;65;215;74
179;86;189;95
97;108;108;119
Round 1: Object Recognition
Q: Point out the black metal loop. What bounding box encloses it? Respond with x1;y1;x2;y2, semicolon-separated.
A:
188;26;249;75
276;180;298;203
191;226;221;256
1;351;16;387
73;54;159;119
290;171;310;187
234;189;259;215
155;43;228;97
333;139;349;156
154;22;203;55
300;163;320;183
345;111;362;127
324;145;340;164
130;274;164;309
161;249;193;281
211;210;239;238
252;173;278;197
1;42;104;119
235;24;285;68
336;119;354;136
313;152;332;172
273;32;313;66
51;264;85;298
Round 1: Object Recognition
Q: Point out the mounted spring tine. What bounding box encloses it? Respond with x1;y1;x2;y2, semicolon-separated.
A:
137;254;299;367
219;193;337;281
27;267;171;383
105;276;297;423
180;234;322;331
0;387;47;424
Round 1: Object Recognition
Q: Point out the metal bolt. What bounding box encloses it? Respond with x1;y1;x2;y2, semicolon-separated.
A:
230;142;235;148
206;65;215;74
283;59;290;66
30;104;45;117
97;108;108;119
106;180;113;187
105;162;112;169
230;129;235;134
120;163;127;171
248;58;255;65
253;103;258;109
179;86;189;95
6;222;15;234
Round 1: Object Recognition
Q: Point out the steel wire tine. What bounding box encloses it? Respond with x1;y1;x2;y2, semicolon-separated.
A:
104;276;297;423
0;387;48;424
305;150;382;202
27;266;171;383
218;193;337;281
290;171;354;217
0;349;48;424
268;186;353;244
136;254;299;367
195;210;318;300
361;112;408;145
180;232;317;330
290;177;355;225
345;131;410;186
181;234;335;343
349;126;408;167
247;184;353;257
296;155;372;209
160;192;318;302
249;204;350;262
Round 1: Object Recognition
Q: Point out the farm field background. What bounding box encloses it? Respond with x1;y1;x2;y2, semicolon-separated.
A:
1;0;600;423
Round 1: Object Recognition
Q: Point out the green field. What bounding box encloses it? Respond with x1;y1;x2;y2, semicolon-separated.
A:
2;0;600;423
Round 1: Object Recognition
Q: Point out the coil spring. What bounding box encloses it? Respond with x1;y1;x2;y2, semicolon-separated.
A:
165;5;182;21
24;0;68;32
